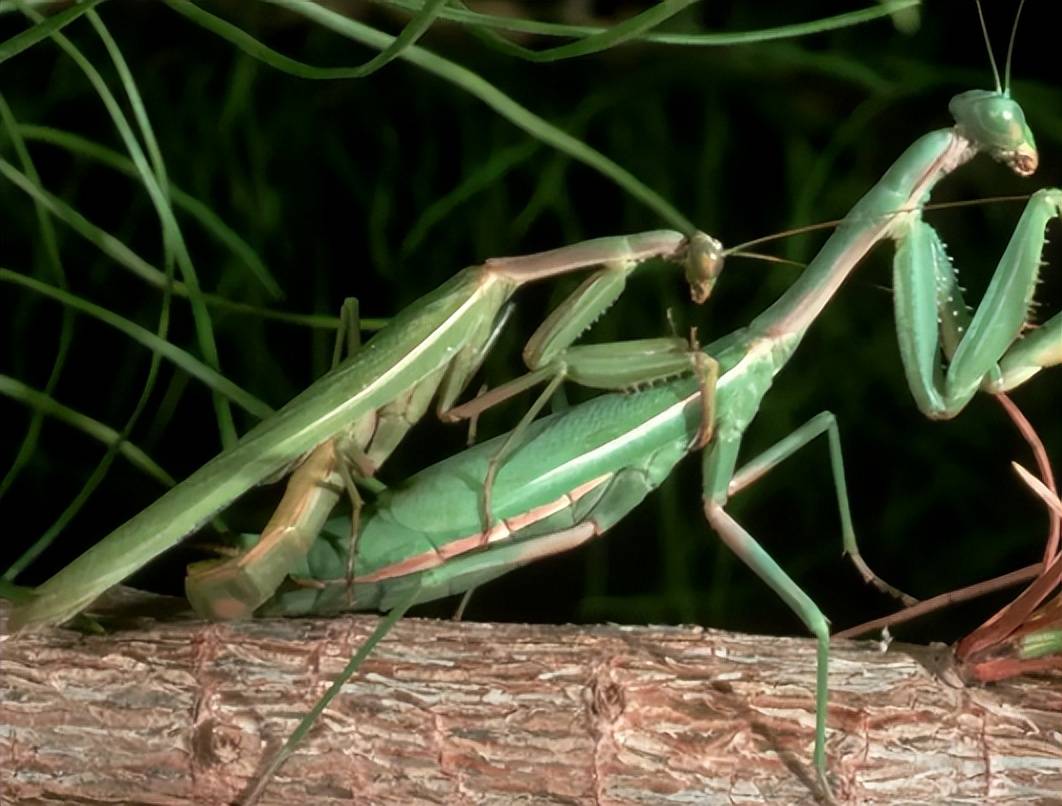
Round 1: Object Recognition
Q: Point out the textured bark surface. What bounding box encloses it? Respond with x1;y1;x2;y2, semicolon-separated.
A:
2;589;1060;805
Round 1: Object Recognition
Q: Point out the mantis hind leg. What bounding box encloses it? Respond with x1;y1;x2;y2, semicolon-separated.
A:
448;370;567;622
702;435;833;797
728;411;916;606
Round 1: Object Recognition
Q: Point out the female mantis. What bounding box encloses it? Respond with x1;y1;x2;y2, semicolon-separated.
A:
228;85;1057;799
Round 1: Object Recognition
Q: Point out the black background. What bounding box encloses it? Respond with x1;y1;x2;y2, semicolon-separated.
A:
1;0;1059;645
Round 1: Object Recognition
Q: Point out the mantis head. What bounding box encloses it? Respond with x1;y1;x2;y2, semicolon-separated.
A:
949;90;1038;177
684;232;724;304
961;0;1036;176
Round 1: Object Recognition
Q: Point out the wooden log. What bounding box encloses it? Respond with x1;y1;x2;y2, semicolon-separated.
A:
1;590;1059;804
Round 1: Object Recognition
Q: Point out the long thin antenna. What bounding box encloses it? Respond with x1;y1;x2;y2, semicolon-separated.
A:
723;194;1033;257
1003;0;1028;96
976;0;1003;93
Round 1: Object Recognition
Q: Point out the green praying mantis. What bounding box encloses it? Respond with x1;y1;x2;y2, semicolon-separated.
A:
7;225;733;629
218;86;1057;800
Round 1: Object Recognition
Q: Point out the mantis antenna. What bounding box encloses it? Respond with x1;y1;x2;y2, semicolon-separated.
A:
975;0;1003;94
1003;0;1028;97
724;193;1037;259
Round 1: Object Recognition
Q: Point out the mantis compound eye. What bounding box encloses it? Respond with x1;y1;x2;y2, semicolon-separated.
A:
949;89;1038;177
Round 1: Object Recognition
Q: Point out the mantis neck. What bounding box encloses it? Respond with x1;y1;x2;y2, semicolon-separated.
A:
747;127;976;353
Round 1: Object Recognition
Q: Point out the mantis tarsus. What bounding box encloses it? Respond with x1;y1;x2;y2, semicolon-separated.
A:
232;87;1057;799
832;395;1062;681
8;228;727;629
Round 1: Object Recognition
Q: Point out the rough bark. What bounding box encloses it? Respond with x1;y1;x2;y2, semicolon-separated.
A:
1;589;1060;805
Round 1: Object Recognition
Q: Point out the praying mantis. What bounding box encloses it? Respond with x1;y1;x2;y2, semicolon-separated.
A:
216;84;1058;799
7;227;736;631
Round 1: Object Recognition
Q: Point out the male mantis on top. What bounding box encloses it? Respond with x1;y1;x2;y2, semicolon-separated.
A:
211;70;1058;800
7;224;736;630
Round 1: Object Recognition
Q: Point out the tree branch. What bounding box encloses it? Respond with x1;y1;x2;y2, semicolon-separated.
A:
2;589;1059;804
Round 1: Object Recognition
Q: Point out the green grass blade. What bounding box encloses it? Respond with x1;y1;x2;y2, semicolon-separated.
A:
86;8;172;210
18;124;282;299
0;95;74;503
278;0;694;231
0;0;103;63
165;0;450;79
166;0;693;232
0;374;176;493
339;0;450;77
0;269;274;420
400;140;539;257
13;9;182;573
19;0;237;446
0;156;354;329
375;0;922;46
242;585;421;805
455;0;701;63
0;370;177;580
0;155;168;284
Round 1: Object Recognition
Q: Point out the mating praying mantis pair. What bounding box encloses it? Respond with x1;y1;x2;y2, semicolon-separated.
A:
9;66;1061;799
233;86;1060;798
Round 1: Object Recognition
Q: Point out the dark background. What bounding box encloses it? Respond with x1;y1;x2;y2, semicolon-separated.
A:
1;0;1059;645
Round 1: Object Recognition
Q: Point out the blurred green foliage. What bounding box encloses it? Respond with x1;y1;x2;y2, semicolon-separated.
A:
1;0;1058;644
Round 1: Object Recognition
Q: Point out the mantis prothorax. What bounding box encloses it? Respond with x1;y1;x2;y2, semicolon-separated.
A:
239;86;1057;799
8;228;728;630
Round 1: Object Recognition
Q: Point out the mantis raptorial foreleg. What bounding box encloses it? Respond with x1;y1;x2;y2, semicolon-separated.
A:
894;188;1062;418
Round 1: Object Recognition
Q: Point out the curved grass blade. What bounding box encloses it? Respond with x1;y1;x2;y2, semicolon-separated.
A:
18;0;236;446
0;375;175;495
0;372;178;580
18;124;282;299
165;0;693;232
329;0;449;77
375;0;922;47
456;0;701;63
0;270;273;420
14;8;183;574
0;156;368;330
87;9;172;212
400;140;539;257
0;0;103;63
0;95;74;503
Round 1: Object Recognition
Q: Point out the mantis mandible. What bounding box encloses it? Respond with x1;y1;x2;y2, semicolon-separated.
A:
8;229;728;630
236;86;1056;798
